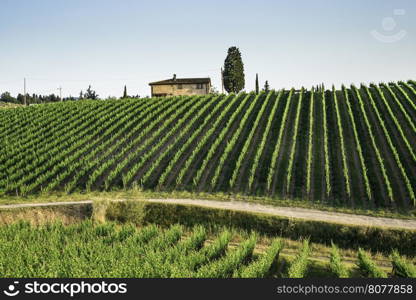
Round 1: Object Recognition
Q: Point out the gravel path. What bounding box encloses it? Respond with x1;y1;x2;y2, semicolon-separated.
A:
1;198;415;230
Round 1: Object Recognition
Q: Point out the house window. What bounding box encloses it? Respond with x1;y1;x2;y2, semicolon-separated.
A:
196;83;204;89
177;84;183;89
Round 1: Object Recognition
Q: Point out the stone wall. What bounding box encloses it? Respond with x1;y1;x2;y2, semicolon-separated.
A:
151;83;210;96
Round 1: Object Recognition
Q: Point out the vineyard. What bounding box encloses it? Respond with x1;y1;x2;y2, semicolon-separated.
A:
1;80;416;209
0;221;414;278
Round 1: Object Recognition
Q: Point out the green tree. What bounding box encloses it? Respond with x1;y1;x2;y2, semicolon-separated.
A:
85;85;98;100
263;81;270;93
255;73;259;94
123;85;128;98
223;46;245;93
0;92;16;103
16;94;24;104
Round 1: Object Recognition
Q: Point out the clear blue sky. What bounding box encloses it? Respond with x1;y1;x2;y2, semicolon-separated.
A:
0;0;415;98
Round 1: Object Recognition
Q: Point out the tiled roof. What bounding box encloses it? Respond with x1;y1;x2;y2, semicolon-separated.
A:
149;77;211;85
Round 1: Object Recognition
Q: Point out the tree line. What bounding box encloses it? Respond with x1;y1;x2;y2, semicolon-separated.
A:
0;85;141;105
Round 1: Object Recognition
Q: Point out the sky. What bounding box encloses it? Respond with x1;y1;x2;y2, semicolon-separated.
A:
0;0;415;98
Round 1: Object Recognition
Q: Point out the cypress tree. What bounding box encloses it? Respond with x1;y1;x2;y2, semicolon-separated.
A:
223;46;245;93
123;85;127;98
264;81;270;93
255;73;259;94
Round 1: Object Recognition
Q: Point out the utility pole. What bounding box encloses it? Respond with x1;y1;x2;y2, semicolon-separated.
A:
23;78;27;106
221;67;224;94
57;86;63;101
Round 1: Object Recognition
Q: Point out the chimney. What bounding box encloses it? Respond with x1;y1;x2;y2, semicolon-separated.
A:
173;74;177;81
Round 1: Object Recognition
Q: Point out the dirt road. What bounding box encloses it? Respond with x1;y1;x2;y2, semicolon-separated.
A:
1;198;415;230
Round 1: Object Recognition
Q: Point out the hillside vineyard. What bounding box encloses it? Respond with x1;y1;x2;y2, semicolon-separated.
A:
1;80;416;209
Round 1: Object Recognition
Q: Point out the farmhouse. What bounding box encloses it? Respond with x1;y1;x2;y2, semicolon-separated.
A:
149;74;211;97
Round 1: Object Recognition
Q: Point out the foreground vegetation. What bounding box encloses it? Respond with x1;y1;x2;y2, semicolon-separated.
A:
0;101;22;109
1;81;416;212
2;200;415;256
0;220;414;278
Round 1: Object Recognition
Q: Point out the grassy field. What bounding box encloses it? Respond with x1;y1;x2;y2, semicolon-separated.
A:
1;81;416;212
0;220;414;278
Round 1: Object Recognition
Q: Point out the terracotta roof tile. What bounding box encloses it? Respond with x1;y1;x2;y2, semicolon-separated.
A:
149;77;211;85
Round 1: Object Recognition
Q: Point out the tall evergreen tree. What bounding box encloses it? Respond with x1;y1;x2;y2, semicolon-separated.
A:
264;81;270;93
223;46;245;93
123;85;127;98
255;73;259;94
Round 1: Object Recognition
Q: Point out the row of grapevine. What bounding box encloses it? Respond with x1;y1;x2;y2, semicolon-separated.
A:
27;98;165;193
229;92;272;189
287;239;311;278
195;234;257;278
192;93;252;188
399;81;416;104
1;221;415;277
3;101;142;195
393;82;416;116
98;95;197;189
234;239;282;278
343;87;372;202
305;88;314;196
364;86;415;205
352;86;394;204
391;250;416;278
267;89;293;192
322;87;331;197
2;82;416;207
1;100;142;186
383;83;416;136
73;97;178;191
170;230;232;277
80;96;186;192
329;243;349;278
0;102;116;175
157;95;230;188
122;95;209;188
357;248;388;278
373;85;416;163
211;92;263;189
285;88;304;195
247;90;283;191
140;95;222;187
175;93;241;186
333;86;351;198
